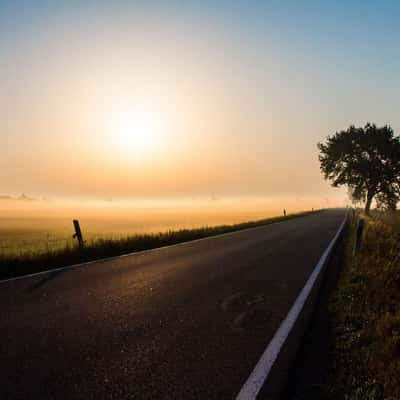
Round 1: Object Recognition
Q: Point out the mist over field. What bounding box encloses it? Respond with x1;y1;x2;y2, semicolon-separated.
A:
0;195;340;256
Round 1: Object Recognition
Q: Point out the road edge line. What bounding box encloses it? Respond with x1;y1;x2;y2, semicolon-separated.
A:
236;213;347;400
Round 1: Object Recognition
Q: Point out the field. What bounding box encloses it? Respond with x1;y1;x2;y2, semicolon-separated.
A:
0;196;319;258
0;205;282;258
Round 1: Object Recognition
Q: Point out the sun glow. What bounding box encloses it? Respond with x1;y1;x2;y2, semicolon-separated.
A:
105;101;168;159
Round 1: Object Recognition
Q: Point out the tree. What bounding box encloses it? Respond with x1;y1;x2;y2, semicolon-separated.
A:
318;123;400;215
376;189;398;212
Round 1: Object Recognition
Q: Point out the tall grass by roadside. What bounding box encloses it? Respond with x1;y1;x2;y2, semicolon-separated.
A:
0;210;316;280
327;212;400;399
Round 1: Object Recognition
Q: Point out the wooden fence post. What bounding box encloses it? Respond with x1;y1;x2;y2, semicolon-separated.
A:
72;219;84;248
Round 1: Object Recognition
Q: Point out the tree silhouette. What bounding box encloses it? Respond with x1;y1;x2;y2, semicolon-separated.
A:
318;123;400;214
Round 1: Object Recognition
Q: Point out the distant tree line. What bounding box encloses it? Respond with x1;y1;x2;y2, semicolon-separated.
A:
318;123;400;214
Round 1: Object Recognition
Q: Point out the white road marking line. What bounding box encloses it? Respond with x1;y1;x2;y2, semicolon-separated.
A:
0;214;312;285
236;214;347;400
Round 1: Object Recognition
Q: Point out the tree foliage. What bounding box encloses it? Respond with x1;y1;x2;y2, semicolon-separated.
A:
318;123;400;214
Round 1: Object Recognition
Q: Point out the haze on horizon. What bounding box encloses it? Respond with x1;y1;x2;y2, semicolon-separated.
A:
1;1;399;206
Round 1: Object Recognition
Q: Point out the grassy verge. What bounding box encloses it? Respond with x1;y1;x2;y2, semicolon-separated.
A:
0;210;316;280
327;213;400;399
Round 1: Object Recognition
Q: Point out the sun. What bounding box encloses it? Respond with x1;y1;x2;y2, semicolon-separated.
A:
105;102;165;159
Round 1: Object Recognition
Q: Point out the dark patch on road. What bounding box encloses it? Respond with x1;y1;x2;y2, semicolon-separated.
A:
233;307;272;331
221;292;271;331
221;292;249;311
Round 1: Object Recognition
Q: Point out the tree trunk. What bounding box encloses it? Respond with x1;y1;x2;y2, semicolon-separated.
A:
365;191;374;215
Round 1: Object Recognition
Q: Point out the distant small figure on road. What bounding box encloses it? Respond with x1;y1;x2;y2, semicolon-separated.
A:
283;209;286;217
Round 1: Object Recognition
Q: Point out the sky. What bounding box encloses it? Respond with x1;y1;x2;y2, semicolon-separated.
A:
1;0;399;205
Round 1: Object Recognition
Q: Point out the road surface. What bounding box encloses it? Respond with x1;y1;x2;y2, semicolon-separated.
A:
0;210;345;399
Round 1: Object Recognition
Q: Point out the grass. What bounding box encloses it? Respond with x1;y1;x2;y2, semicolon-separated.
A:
326;211;400;399
0;210;316;280
0;229;73;258
0;228;130;258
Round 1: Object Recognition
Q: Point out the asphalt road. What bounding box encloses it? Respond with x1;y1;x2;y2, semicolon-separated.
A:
0;210;345;400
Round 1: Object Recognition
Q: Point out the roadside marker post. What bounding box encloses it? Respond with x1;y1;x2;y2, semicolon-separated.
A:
354;218;365;255
72;219;85;249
